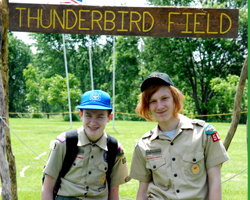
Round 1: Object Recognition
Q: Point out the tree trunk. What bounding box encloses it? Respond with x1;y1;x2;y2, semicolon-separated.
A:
223;56;248;151
0;10;11;197
1;0;19;199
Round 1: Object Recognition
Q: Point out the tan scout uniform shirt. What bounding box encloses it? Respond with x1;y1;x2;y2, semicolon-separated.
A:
44;127;129;200
130;114;229;200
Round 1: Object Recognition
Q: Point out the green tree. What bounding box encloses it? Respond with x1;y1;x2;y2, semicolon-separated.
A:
8;32;32;116
209;74;248;123
110;36;141;120
47;73;82;114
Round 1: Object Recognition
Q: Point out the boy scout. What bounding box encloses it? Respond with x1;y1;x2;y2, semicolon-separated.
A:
42;90;129;200
130;72;229;200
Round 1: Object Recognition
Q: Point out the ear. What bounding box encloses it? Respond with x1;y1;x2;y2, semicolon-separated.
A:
108;113;113;121
79;110;83;117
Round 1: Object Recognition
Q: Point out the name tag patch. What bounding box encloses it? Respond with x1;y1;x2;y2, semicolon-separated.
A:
146;149;162;160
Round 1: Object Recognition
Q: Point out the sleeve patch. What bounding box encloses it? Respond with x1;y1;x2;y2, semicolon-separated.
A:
56;133;66;143
211;132;221;142
125;176;131;182
205;124;217;135
50;140;60;150
117;144;124;158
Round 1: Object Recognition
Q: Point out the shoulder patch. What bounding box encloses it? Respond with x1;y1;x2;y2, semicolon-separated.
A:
50;140;60;150
205;124;217;135
116;143;124;158
56;133;66;143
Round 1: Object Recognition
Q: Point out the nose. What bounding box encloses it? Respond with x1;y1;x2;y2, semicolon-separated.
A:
89;118;98;125
156;101;164;110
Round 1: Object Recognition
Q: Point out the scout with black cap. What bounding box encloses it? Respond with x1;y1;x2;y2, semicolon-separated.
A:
42;89;130;200
141;72;174;92
130;72;229;200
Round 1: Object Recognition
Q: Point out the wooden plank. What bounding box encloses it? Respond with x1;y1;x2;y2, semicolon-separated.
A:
9;3;238;38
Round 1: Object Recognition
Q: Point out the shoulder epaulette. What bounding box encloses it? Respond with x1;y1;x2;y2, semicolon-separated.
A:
142;130;153;139
191;119;205;127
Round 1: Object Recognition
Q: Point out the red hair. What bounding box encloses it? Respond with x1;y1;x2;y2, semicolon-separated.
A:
136;85;184;121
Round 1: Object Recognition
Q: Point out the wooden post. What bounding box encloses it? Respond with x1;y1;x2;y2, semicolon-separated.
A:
223;56;248;151
1;0;19;199
0;8;11;198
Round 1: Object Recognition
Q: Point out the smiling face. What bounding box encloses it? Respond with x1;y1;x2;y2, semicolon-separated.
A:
80;109;111;142
149;85;176;126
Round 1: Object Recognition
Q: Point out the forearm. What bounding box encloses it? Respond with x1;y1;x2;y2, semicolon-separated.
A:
208;164;222;200
108;186;119;200
41;174;56;200
136;182;149;200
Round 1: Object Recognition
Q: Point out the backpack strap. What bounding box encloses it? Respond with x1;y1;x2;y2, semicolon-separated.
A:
53;129;78;199
106;134;118;192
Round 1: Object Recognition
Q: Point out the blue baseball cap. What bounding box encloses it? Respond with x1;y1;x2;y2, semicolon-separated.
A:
76;90;112;110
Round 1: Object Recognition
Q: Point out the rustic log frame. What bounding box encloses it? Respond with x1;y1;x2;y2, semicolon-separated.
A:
1;0;18;199
223;56;248;151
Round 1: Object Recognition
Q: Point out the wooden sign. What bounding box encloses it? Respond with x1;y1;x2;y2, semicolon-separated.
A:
9;3;239;38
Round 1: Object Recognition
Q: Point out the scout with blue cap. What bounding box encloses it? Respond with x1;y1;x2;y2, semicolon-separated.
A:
42;89;129;199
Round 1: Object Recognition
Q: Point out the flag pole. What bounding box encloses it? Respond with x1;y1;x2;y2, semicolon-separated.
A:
62;34;73;129
112;0;116;129
88;35;94;90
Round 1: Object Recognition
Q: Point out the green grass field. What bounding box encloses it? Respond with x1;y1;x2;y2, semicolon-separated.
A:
0;118;247;199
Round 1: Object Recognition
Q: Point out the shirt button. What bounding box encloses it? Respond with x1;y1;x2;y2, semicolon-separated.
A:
170;142;174;145
172;158;176;161
174;174;177;177
153;165;156;169
176;189;180;193
104;167;107;171
86;186;89;190
193;158;196;162
73;163;76;166
88;171;91;174
91;155;94;159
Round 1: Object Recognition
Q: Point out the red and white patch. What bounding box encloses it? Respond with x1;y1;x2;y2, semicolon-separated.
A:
56;134;66;143
211;132;221;142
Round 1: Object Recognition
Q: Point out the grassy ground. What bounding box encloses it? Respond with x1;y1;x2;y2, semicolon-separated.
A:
0;118;247;199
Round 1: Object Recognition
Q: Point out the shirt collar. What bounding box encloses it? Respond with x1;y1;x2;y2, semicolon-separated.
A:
77;127;108;151
149;114;194;141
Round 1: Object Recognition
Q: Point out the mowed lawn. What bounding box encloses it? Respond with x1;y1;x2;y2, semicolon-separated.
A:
0;117;247;199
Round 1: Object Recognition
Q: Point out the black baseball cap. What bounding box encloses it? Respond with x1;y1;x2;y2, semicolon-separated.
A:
141;72;174;92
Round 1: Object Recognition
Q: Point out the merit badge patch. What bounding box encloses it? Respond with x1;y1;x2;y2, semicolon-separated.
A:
103;151;108;162
101;175;106;185
98;186;106;192
117;144;124;158
56;133;66;143
205;124;217;135
211;132;221;142
50;140;60;150
191;164;200;175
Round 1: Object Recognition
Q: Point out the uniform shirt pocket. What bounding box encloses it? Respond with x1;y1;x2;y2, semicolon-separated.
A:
183;152;205;182
95;162;108;188
146;158;170;190
64;155;84;183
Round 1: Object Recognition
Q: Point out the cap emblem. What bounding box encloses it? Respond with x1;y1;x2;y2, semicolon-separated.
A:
148;73;163;78
90;91;101;101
